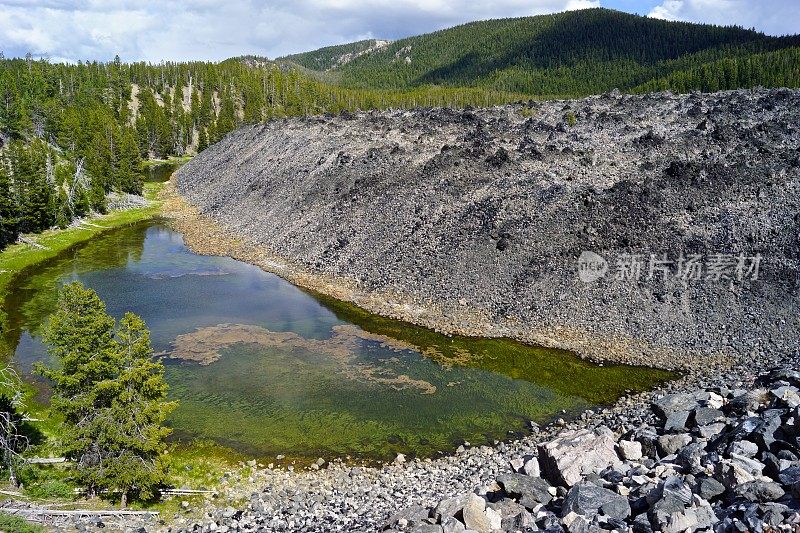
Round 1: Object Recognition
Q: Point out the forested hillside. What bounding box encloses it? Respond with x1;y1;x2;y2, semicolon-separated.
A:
280;8;800;96
0;56;520;249
281;40;391;72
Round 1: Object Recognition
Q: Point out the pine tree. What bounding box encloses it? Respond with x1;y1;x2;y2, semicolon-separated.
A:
197;127;208;153
116;128;143;194
98;313;175;507
0;159;17;247
35;283;176;505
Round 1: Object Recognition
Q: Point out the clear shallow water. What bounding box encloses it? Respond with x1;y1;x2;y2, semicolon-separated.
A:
1;221;672;460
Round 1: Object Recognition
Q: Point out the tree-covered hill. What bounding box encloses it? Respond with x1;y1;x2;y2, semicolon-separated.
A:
280;8;800;96
280;40;392;72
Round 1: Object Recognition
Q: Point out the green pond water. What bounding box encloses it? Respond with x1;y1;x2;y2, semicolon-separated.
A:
0;220;672;460
144;161;183;182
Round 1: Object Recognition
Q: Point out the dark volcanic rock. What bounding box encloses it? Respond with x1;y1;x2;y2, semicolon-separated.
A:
175;89;800;369
562;482;631;520
496;473;553;504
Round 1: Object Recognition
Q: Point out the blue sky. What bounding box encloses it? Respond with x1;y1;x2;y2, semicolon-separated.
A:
1;0;798;63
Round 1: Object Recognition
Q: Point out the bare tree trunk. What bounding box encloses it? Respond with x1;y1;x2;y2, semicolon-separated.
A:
120;490;128;509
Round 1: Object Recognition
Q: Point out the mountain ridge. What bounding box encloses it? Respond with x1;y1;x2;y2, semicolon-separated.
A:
275;8;800;96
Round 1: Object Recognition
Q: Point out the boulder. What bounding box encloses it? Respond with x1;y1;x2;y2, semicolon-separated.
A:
664;410;691;433
734;481;786;503
619;440;643;461
411;525;444;533
778;466;800;486
386;505;430;529
496;473;553;504
433;495;468;522
652;394;699;421
501;508;535;531
561;482;631;520
772;386;800;408
716;459;757;489
694;476;725;500
441;517;465;533
697;422;726;439
692;407;725;426
484;507;501;531
523;457;541;477
538;427;622;487
661;500;717;533
461;494;491;533
660;476;693;505
657;434;691;457
728;440;759;458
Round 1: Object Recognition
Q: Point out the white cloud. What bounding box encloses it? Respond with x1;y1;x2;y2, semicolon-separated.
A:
648;0;799;35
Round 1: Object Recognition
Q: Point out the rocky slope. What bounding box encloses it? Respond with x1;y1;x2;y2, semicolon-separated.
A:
174;88;800;369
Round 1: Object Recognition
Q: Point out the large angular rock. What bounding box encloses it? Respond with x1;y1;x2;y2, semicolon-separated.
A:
660;476;693;505
772;386;800;408
461;494;491;533
693;407;725;426
411;525;444;533
664;410;691;433
779;466;800;486
386;505;431;529
561;482;631;520
496;473;553;504
441;517;466;533
523;457;541;477
657;434;691;457
619;440;643;461
734;481;786;503
433;495;468;522
652;393;699;421
716;459;757;489
538;427;622;487
661;499;717;533
694;476;725;500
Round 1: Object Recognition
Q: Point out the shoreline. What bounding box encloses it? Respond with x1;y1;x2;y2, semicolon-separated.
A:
0;182;165;304
159;181;732;377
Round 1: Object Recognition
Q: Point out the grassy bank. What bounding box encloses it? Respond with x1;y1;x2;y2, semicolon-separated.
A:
0;182;164;302
0;181;248;518
142;155;193;168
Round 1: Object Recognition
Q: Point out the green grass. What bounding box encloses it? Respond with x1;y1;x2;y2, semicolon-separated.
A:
141;156;193;168
0;511;46;533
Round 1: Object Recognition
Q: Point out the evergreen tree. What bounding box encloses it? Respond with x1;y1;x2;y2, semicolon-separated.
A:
35;282;176;505
0;159;17;247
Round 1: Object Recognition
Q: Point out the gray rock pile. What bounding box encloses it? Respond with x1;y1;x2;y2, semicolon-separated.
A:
382;368;800;533
174;88;800;369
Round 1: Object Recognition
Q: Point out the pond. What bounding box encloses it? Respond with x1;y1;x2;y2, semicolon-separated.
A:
0;220;672;461
144;161;184;183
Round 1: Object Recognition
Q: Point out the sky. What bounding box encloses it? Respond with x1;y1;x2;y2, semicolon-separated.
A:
1;0;798;63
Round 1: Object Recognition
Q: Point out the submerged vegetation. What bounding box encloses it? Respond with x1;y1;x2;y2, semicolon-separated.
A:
2;221;673;466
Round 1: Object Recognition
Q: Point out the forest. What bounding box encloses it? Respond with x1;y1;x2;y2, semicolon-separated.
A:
0;55;520;250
